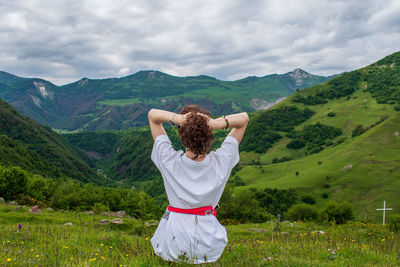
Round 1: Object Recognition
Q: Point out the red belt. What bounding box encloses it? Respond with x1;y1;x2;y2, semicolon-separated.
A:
168;205;217;217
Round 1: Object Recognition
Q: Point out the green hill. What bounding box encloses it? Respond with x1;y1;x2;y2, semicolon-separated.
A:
234;51;400;222
62;51;400;222
0;69;332;131
0;99;108;185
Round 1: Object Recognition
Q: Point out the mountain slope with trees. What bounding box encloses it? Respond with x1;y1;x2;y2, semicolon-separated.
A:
0;99;108;185
0;69;332;131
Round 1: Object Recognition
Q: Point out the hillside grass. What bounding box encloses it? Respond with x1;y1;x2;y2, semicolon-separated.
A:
239;89;398;165
236;112;400;223
1;203;399;266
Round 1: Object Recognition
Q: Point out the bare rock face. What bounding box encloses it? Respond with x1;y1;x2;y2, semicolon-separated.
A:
342;164;353;171
101;211;127;217
111;218;124;225
83;211;94;215
29;205;42;214
98;219;110;225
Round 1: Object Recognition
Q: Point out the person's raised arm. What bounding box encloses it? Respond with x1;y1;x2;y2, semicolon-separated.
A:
208;112;249;144
148;109;186;140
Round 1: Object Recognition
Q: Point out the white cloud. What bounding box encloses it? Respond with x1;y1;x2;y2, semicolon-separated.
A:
0;0;399;85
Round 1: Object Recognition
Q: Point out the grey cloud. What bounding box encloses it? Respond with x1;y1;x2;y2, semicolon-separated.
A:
0;0;399;85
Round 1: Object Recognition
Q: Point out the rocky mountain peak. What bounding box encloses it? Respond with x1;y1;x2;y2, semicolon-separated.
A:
287;68;311;87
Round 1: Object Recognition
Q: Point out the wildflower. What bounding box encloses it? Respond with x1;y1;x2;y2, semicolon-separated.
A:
7;240;10;243
21;241;24;244
70;257;73;260
260;241;264;244
101;256;105;260
100;244;104;247
332;250;336;255
145;237;149;240
263;257;272;261
126;254;129;257
381;239;385;242
7;258;11;262
109;246;113;249
35;254;40;258
30;249;33;252
18;224;22;230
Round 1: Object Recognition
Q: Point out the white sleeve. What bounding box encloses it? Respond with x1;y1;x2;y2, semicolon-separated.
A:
215;136;240;170
151;134;176;169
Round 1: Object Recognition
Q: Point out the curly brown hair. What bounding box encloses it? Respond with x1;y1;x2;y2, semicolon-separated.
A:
178;105;214;159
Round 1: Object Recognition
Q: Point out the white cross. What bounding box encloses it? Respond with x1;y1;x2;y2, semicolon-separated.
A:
376;201;392;225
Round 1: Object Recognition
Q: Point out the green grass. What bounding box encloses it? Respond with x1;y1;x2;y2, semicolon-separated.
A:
1;203;399;266
236;112;400;223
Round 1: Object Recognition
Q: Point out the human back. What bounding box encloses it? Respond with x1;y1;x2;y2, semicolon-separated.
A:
148;105;249;263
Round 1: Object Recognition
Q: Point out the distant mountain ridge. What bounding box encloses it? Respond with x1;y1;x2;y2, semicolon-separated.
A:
0;69;333;131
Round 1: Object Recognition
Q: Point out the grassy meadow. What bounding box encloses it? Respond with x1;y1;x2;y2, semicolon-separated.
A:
236;93;400;223
1;203;399;266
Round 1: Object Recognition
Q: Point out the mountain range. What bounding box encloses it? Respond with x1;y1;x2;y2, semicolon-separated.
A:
0;51;399;223
62;51;400;221
0;69;333;131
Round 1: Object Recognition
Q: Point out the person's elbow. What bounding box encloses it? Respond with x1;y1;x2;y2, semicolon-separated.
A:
242;112;249;123
148;109;156;121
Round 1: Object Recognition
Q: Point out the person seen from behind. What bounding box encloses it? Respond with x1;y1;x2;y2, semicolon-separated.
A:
148;105;248;264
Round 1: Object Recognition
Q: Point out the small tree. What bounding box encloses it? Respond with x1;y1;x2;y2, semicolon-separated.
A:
389;214;400;232
286;203;318;222
322;201;353;224
0;166;28;201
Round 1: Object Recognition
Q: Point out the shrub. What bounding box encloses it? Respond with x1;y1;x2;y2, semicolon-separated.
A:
389;214;400;232
327;112;336;117
352;125;366;137
286;204;318;222
322;201;353;224
287;139;306;149
394;106;400;111
301;195;316;205
0;166;28;200
272;156;293;164
321;193;329;198
92;202;110;214
15;194;45;207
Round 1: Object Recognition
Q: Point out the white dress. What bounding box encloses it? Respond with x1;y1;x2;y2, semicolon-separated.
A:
150;134;239;264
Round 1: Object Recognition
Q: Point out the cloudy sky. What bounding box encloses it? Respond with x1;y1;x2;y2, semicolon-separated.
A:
1;0;399;85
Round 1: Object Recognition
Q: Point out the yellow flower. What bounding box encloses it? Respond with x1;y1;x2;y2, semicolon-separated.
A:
109;246;113;249
145;237;149;241
120;265;123;267
35;254;40;258
21;241;24;244
101;256;105;260
260;241;264;244
126;254;129;257
381;239;385;242
30;249;34;252
95;253;99;256
100;243;104;247
70;257;73;260
7;240;10;243
7;258;11;262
